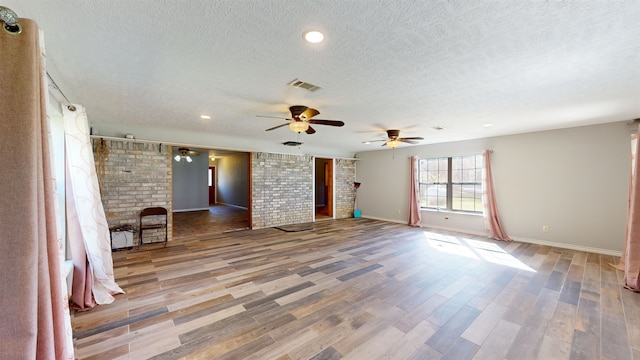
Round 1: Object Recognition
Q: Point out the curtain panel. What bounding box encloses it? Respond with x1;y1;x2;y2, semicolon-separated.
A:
482;150;511;241
0;18;73;359
64;105;123;309
408;156;421;227
618;131;640;291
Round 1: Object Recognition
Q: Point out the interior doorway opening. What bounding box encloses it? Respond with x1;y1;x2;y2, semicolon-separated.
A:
172;148;251;238
315;158;333;220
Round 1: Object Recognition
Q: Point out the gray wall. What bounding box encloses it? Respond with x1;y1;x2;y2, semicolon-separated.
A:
217;153;249;208
172;148;209;211
355;121;631;254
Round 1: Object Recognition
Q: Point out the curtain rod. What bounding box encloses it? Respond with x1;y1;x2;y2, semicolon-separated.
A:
46;72;75;109
408;149;493;159
0;7;74;108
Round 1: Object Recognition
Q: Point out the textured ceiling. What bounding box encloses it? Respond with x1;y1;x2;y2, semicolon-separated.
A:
4;1;640;157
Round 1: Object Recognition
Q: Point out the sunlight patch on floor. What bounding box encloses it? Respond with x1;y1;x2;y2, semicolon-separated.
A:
422;231;536;272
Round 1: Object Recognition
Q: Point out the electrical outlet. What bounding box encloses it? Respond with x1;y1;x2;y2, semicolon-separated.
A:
543;225;549;233
397;209;401;215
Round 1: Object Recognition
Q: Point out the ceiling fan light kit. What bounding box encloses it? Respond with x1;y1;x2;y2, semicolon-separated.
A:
289;121;309;133
175;147;198;163
364;129;424;148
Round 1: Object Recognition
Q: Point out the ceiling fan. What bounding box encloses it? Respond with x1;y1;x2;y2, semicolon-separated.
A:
174;147;199;163
364;129;424;148
257;105;345;134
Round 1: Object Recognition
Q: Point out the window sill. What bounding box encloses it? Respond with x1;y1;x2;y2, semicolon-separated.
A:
421;208;483;217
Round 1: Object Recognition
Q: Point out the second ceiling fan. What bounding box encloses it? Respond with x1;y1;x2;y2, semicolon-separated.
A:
258;105;344;134
365;129;424;148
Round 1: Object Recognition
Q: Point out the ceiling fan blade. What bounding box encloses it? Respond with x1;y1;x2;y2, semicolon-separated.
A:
399;137;424;141
266;123;290;131
256;115;292;120
300;107;320;120
306;126;316;134
186;150;200;156
381;142;389;147
308;119;345;127
289;105;308;117
399;139;419;144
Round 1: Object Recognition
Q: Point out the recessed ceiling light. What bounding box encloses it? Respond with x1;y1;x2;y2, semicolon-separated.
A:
200;115;211;119
303;30;324;43
483;123;493;127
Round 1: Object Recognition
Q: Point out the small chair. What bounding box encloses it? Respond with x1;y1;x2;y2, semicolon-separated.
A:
139;207;168;247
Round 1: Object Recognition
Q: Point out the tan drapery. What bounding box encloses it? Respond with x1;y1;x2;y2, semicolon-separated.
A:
0;19;72;359
614;131;640;291
482;150;511;241
408;156;421;227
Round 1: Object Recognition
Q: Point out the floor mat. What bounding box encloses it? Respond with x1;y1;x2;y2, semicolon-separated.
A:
274;223;315;232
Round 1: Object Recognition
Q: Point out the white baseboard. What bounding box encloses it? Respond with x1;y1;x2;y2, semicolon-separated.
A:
173;207;210;213
509;236;622;257
361;215;622;257
217;202;248;210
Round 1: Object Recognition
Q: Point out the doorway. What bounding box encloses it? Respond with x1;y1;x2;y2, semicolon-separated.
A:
315;158;333;220
208;166;216;205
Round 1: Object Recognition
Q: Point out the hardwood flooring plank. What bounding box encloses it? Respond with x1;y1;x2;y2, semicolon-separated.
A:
425;305;481;354
427;290;475;327
308;346;342;360
461;301;508;345
504;288;558;360
74;307;168;340
545;301;576;344
336;263;384;282
472;319;520;360
441;337;479;360
536;335;570;360
570;329;599;360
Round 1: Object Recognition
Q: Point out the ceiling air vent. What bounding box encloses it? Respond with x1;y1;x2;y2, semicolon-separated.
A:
282;141;303;147
287;78;321;92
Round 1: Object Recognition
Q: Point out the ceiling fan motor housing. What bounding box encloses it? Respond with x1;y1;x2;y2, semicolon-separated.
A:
387;129;400;139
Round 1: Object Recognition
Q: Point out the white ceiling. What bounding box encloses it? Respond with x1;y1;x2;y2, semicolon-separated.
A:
5;1;640;157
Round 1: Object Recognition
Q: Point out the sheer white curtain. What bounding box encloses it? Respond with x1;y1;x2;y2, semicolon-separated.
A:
482;150;511;241
64;105;123;309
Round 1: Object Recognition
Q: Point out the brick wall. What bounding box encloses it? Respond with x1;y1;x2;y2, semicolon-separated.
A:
94;139;172;245
335;159;357;219
95;143;355;236
251;152;314;229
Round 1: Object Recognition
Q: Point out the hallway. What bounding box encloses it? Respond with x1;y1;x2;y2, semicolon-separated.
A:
172;204;249;239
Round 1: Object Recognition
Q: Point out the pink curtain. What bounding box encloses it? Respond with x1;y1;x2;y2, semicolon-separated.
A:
408;156;421;227
0;18;72;359
482;150;511;241
616;130;640;291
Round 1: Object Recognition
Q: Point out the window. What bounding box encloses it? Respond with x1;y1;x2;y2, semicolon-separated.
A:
419;154;483;212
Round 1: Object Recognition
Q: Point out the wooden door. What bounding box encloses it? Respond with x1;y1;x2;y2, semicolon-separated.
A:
208;166;216;205
326;160;333;217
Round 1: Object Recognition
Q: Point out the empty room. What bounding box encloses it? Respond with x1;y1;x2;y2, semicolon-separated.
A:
2;2;640;359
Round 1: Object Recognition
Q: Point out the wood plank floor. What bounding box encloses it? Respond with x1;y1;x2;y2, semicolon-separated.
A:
173;205;249;239
72;218;640;359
